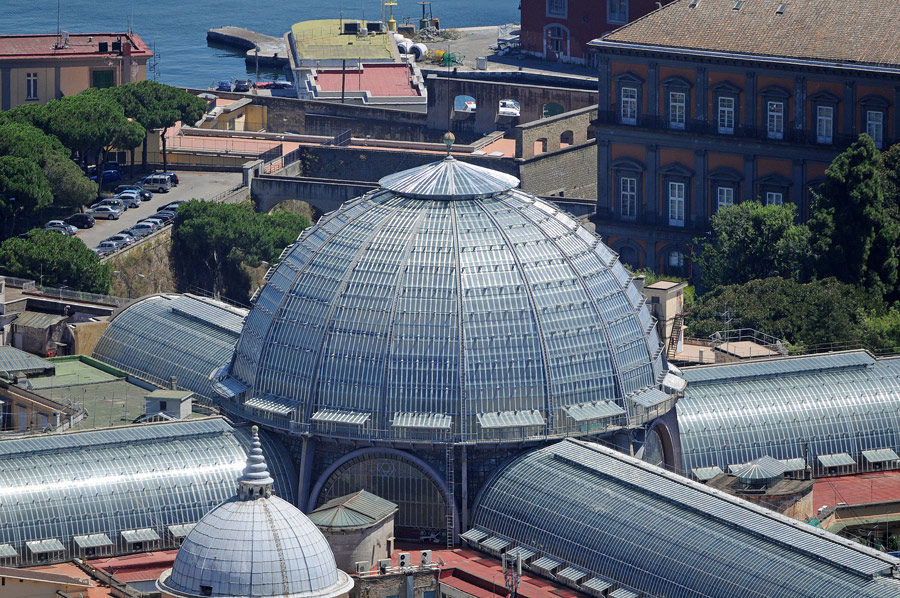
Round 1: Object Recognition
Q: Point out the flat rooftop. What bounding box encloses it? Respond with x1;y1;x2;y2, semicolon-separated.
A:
815;471;900;507
314;63;419;97
0;32;152;59
291;19;394;61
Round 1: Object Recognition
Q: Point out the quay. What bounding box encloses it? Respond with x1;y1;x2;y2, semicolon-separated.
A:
207;26;289;66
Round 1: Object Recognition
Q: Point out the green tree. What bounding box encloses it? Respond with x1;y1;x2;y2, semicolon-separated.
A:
42;89;144;196
694;201;812;290
686;277;872;351
171;201;309;303
110;81;208;170
0;156;53;238
0;230;111;293
42;151;97;210
809;134;900;301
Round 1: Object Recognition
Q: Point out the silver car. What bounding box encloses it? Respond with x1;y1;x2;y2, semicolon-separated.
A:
88;206;122;220
95;240;121;255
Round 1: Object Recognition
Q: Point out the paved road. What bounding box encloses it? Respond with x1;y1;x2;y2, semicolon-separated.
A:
77;171;243;248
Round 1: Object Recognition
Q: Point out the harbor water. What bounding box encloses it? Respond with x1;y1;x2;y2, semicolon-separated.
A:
4;1;519;88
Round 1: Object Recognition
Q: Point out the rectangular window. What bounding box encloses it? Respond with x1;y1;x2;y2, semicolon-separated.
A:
767;101;784;140
766;192;783;206
25;72;37;100
669;91;686;129
608;0;628;23
716;187;734;212
620;177;637;218
817;105;833;144
668;181;685;227
621;87;637;125
547;0;566;16
867;110;884;149
718;97;735;134
91;69;115;88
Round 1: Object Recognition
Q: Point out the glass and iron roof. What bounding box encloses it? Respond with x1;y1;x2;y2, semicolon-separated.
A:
228;158;667;444
0;346;55;377
677;351;900;475
472;439;900;598
92;294;247;404
0;418;295;564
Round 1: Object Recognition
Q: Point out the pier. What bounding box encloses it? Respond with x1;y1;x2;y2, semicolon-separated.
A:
207;27;289;66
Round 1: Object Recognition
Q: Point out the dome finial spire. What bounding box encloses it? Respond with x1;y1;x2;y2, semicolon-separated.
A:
442;131;455;155
238;425;275;500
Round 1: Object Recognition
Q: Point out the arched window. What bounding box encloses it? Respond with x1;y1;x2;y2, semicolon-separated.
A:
542;102;564;118
454;94;476;113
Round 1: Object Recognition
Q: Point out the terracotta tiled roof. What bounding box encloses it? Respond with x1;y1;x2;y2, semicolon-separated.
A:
595;0;900;68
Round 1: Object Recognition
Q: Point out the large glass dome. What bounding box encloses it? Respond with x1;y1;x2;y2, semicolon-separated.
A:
221;156;667;443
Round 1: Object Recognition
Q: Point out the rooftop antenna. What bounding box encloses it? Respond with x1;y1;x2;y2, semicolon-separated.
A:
57;0;60;36
502;552;522;598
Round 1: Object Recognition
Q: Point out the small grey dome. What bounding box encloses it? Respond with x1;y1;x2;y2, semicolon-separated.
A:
158;429;352;598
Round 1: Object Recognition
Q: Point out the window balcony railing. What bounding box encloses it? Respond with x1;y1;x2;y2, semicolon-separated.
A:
599;107;875;148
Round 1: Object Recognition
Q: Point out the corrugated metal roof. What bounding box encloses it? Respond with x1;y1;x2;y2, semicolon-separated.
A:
310;490;397;528
26;539;64;553
311;409;371;425
13;311;66;329
862;449;900;463
683;351;874;385
73;533;113;548
378;155;520;200
564;401;625;422
818;453;856;468
531;556;563;571
0;544;16;558
628;387;670;408
244;396;297;416
477;410;545;429
733;456;787;481
781;458;807;472
392;412;452;429
460;528;489;543
481;536;511;551
0;346;55;377
582;578;613;593
557;566;588;583
506;546;536;561
692;466;724;481
168;524;196;538
609;589;639;598
121;528;160;543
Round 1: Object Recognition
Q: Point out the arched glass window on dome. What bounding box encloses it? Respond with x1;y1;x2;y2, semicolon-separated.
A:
317;452;447;540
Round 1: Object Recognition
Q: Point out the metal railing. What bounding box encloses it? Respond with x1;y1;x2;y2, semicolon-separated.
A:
25;284;129;307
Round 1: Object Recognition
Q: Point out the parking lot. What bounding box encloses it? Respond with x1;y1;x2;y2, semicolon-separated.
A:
77;170;244;248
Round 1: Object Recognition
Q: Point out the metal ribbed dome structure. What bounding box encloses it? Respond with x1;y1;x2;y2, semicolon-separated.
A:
158;427;353;598
221;156;668;444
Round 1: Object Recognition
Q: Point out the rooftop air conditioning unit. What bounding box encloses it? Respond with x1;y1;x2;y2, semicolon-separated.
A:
398;552;411;568
378;558;392;574
420;550;432;566
356;561;370;574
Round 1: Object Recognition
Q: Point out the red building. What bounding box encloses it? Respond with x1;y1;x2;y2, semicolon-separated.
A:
519;0;671;65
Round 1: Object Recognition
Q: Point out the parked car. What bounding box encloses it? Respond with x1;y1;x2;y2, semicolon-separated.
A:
45;225;73;236
216;79;232;92
92;198;127;212
114;192;141;209
115;185;152;201
90;169;123;184
88;205;122;220
149;212;174;225
64;213;95;229
129;222;157;236
160;171;179;186
95;240;121;255
104;233;135;247
140;218;164;229
44;220;78;236
233;79;251;92
122;225;150;239
141;174;171;193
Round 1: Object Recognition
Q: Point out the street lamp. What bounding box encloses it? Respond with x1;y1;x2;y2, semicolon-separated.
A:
113;271;145;299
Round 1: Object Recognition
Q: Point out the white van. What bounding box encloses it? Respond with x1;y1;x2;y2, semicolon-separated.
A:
142;174;172;193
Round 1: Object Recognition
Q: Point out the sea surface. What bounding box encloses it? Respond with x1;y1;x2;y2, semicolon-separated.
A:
4;1;519;89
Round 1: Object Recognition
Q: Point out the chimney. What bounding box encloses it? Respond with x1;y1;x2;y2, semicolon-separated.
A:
169;376;177;390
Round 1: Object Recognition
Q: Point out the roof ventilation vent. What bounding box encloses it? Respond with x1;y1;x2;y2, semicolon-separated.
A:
776;3;786;13
733;0;743;9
